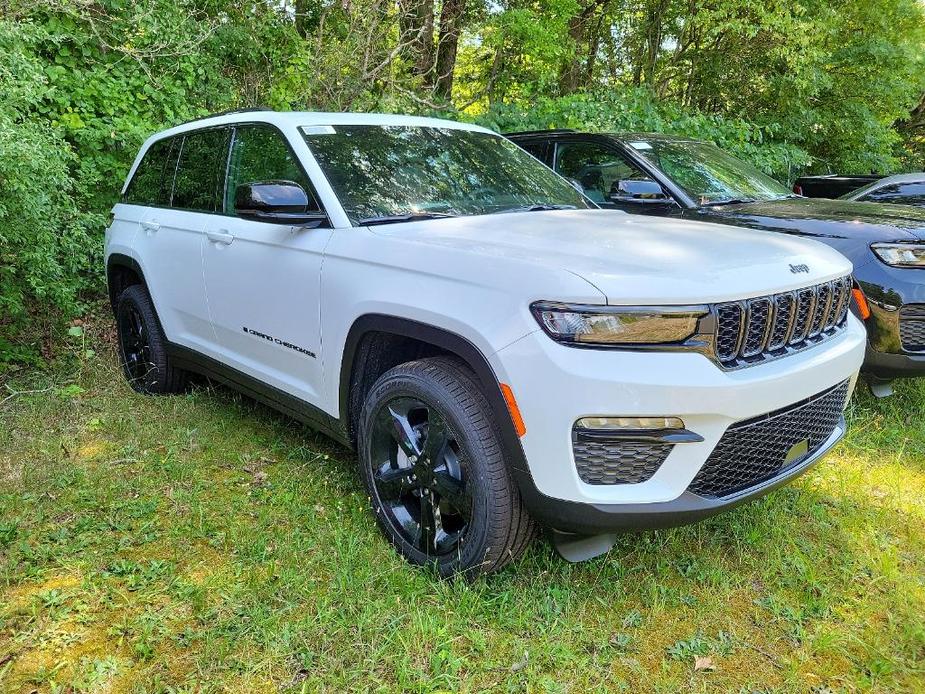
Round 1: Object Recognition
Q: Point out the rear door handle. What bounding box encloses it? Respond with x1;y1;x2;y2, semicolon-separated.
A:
141;221;160;233
207;229;234;246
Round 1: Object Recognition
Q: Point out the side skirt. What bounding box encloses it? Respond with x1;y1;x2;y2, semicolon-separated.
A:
166;342;351;447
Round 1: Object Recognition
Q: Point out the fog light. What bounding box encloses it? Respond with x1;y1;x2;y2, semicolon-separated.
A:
576;416;685;430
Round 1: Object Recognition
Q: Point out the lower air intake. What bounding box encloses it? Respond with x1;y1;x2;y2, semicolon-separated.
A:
687;380;850;498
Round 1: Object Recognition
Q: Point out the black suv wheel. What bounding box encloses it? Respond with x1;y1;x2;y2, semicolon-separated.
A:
358;357;535;578
115;284;188;395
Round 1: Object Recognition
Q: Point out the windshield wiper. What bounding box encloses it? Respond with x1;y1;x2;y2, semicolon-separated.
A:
491;204;577;214
701;197;757;206
359;212;457;226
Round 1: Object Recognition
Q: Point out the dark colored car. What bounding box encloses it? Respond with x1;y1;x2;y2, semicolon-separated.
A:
840;173;925;209
507;130;925;387
793;174;881;199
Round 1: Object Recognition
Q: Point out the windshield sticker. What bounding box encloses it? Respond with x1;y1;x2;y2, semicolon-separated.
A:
629;141;653;150
301;125;337;136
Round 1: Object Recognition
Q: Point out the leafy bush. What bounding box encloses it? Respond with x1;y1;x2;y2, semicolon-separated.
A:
0;21;99;330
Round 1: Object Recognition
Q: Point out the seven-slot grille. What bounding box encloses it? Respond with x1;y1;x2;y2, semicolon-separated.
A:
899;305;925;352
714;276;852;368
687;379;850;498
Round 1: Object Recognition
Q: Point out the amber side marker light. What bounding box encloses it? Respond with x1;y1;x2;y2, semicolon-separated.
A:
500;383;526;437
852;287;871;320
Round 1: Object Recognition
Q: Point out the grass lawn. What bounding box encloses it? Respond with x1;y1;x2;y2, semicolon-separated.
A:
1;316;924;693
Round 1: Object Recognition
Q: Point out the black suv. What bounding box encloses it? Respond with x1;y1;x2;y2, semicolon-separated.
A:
508;130;925;389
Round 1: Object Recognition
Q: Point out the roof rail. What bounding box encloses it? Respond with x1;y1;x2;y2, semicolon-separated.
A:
503;128;576;137
177;107;274;127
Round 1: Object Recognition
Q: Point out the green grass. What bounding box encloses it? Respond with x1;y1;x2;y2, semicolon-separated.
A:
1;318;924;692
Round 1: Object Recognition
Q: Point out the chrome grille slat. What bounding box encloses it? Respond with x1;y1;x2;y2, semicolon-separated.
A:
714;275;851;369
767;293;794;351
808;282;831;338
741;298;772;357
790;288;815;344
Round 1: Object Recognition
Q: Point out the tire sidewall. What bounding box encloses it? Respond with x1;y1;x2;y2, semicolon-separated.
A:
116;285;168;394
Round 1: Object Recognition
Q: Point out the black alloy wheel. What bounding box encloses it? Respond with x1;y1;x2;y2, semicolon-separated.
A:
118;302;156;390
369;396;472;556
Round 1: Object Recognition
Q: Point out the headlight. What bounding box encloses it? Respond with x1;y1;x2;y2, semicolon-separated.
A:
530;301;708;347
871;243;925;268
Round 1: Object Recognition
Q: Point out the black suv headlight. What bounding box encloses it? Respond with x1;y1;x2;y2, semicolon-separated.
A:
871;243;925;268
530;301;709;347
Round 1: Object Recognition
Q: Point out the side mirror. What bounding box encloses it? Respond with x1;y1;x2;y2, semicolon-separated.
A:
234;181;327;225
608;179;671;204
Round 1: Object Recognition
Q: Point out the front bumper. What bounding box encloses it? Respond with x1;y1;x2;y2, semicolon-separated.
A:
518;417;844;535
490;315;865;534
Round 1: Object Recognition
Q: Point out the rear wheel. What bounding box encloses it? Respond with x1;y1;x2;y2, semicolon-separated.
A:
357;357;535;578
115;284;188;395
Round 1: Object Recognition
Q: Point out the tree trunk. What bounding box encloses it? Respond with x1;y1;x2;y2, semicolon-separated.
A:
434;0;466;100
399;0;436;83
558;0;609;95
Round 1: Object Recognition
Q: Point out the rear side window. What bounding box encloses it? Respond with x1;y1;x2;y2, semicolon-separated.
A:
225;125;319;214
517;140;550;165
123;138;179;206
171;128;231;213
861;182;925;207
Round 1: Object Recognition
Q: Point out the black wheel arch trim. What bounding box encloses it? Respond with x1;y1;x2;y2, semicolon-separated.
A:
106;253;146;308
338;315;551;506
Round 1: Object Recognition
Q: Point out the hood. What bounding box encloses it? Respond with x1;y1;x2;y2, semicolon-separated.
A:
369;209;852;305
705;197;925;241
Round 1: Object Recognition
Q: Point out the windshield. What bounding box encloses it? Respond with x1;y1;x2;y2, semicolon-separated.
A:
302;125;589;224
627;138;792;205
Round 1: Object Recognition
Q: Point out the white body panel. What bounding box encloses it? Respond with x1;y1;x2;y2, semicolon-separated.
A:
201;215;333;403
106;110;866;511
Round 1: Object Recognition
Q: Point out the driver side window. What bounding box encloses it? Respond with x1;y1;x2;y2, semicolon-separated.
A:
554;141;651;204
225;126;320;215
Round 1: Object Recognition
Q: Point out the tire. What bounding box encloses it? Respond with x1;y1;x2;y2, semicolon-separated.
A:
115;284;188;395
357;357;535;578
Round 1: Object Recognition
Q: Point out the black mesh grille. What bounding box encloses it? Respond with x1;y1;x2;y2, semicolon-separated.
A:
900;305;925;352
687;380;849;498
714;276;851;369
572;434;671;485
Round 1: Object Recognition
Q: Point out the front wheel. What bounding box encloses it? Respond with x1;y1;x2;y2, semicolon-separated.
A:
357;357;535;578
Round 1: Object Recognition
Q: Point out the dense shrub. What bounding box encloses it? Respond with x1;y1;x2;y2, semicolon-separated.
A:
0;21;97;339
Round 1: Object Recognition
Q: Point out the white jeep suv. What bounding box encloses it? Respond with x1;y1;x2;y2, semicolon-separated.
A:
105;110;866;577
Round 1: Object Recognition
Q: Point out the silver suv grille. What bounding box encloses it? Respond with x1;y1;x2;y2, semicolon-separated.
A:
714;276;852;368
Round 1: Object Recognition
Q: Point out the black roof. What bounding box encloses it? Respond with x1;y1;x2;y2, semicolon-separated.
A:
504;128;575;137
505;128;705;144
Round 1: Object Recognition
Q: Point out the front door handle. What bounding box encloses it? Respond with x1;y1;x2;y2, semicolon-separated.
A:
141;220;160;233
207;229;234;246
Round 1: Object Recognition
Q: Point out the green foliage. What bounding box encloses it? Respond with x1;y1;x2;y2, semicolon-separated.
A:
0;20;96;324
